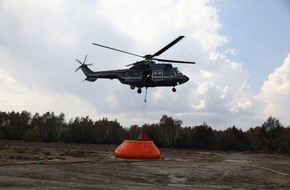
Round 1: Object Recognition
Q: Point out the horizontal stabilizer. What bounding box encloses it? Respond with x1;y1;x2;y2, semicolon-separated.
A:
83;77;97;82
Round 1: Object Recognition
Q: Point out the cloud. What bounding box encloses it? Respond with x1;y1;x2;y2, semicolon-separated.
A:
97;0;226;53
0;68;98;120
0;0;254;130
256;53;290;125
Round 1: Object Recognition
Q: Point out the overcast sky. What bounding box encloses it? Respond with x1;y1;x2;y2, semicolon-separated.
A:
0;0;289;130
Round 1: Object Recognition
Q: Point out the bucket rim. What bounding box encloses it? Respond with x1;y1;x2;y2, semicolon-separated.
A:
123;140;154;143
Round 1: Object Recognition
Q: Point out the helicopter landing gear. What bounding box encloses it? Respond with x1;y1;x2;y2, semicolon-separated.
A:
172;87;176;92
130;85;135;90
137;88;142;94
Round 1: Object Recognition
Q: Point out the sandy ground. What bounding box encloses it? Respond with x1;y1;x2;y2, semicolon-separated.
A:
0;140;289;189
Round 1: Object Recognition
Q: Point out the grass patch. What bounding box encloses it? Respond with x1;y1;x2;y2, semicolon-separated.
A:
0;146;9;151
43;151;52;156
61;150;87;158
15;155;25;160
90;152;111;159
32;147;41;154
8;155;15;159
13;147;26;153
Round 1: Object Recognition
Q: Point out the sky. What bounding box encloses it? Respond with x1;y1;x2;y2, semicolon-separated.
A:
0;0;289;131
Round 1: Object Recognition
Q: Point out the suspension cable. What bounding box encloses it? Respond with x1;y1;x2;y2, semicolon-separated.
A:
140;87;148;135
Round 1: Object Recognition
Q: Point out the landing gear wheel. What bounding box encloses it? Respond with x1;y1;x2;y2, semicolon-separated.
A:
137;88;142;94
172;87;176;92
130;85;135;90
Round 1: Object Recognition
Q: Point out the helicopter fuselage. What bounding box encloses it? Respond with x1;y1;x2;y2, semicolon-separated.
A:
79;61;189;93
76;36;194;93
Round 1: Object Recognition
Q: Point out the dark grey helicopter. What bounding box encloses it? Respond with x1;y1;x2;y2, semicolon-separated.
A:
75;36;195;94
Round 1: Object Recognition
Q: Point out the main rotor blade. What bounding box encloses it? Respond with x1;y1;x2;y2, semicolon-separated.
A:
92;43;143;58
125;63;135;67
75;66;82;72
76;59;83;65
84;54;87;63
154;58;195;64
152;36;184;57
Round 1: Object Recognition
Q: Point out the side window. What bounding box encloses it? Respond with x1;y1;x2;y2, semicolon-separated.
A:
152;70;163;77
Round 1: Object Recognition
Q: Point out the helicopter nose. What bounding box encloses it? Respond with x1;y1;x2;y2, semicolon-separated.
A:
182;75;189;83
180;75;189;84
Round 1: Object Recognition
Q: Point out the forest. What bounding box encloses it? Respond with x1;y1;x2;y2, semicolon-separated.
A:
0;110;289;153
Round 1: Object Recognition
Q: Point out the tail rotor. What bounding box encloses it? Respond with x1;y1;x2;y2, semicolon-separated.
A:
75;55;93;72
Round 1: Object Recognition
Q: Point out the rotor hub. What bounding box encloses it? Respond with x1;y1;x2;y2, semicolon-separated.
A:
144;54;153;60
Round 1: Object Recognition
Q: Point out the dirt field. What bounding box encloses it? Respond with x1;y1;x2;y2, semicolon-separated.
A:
0;140;289;189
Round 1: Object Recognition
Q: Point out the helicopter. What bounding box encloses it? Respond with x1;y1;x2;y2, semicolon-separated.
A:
75;36;195;94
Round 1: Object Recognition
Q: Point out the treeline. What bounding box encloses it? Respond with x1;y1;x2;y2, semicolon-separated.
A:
0;111;290;153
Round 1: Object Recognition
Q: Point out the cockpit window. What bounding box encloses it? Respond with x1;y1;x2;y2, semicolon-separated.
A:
174;67;181;74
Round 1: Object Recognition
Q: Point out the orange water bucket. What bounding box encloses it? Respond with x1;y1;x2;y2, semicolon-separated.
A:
115;140;161;159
